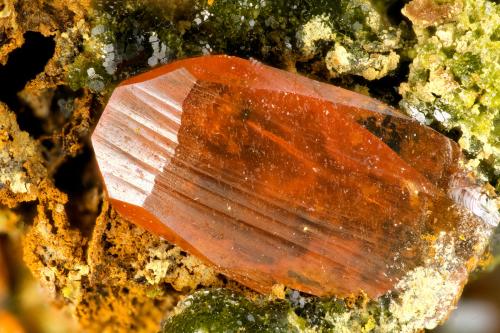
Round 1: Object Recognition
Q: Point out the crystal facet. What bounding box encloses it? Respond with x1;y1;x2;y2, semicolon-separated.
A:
92;55;499;298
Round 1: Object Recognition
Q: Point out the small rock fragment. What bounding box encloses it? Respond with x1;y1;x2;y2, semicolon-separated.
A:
0;103;46;207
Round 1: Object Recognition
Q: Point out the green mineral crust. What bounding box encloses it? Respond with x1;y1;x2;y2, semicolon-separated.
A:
400;0;500;191
162;290;299;333
69;0;407;94
295;2;403;80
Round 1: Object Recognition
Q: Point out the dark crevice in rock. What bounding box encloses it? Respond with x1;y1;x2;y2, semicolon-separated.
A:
8;201;38;227
366;59;412;107
54;145;100;237
0;31;55;136
383;0;412;25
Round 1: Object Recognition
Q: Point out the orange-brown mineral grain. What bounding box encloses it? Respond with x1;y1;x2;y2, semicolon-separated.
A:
92;55;499;299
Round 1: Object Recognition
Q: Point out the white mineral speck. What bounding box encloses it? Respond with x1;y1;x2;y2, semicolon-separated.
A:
147;33;170;67
201;9;211;21
352;21;363;31
103;43;114;53
89;80;105;92
433;108;452;123
405;105;427;124
91;25;106;36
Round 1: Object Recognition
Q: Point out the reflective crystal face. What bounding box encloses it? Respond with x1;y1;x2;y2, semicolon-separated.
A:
92;55;499;298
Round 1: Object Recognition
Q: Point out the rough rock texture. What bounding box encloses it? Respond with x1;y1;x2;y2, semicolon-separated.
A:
0;0;497;332
74;201;221;332
23;187;222;332
0;0;89;76
0;104;46;206
400;0;500;192
68;0;410;95
297;10;402;80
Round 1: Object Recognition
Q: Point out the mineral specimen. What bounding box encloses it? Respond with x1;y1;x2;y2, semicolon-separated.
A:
400;0;500;191
0;103;46;206
91;55;499;299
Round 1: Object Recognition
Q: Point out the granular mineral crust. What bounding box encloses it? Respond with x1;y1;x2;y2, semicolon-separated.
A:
400;0;500;192
92;55;499;302
0;103;46;206
23;185;223;332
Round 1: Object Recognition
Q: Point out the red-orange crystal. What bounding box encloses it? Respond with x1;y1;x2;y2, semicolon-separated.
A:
91;55;497;298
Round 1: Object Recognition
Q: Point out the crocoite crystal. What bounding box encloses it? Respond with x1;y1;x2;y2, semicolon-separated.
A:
92;55;499;298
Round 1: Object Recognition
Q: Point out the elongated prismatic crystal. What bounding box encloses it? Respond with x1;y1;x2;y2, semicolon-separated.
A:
92;55;499;298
